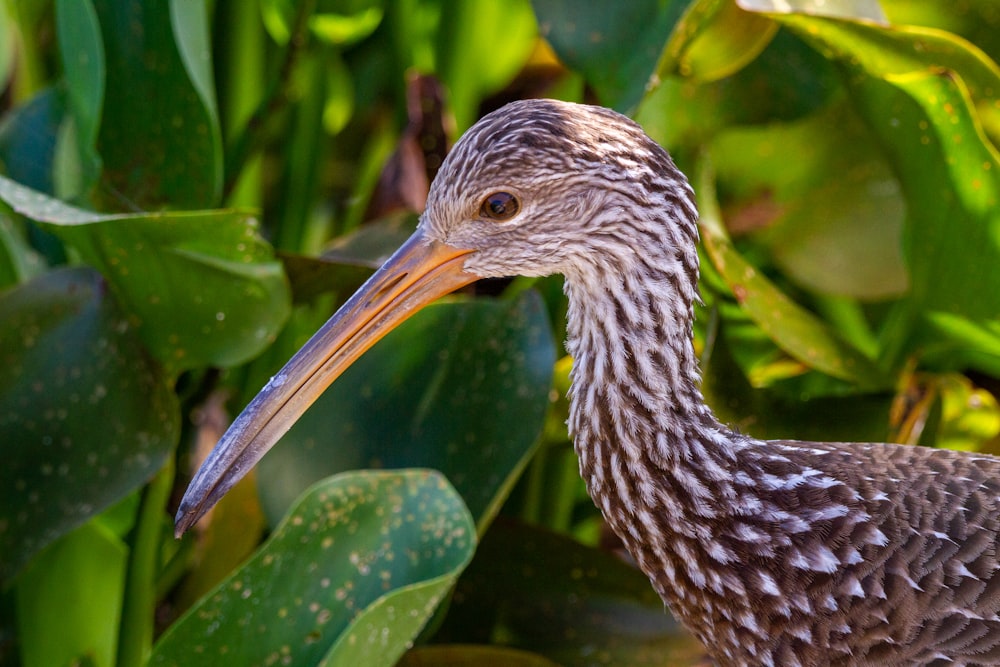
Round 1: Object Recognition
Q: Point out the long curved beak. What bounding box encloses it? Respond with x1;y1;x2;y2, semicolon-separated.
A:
174;230;476;536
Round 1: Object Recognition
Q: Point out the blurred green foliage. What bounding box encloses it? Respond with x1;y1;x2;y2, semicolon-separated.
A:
1;1;999;666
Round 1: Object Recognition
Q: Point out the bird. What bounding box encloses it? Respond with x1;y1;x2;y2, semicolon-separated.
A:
176;98;1000;666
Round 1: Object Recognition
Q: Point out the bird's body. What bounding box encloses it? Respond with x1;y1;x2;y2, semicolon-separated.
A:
178;99;1000;665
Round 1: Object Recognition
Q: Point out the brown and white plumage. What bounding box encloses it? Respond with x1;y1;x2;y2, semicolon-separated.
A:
177;99;1000;665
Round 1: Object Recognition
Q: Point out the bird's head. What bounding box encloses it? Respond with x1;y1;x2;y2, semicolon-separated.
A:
174;99;692;534
420;98;686;279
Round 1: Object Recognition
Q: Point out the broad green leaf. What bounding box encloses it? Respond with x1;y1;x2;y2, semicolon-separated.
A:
0;267;179;582
257;291;556;532
658;0;778;83
0;175;291;373
151;469;476;667
91;0;222;209
710;101;908;300
55;0;104;198
15;520;127;667
533;0;680;112
697;161;887;389
635;29;839;152
763;14;1000;370
883;0;1000;67
437;521;703;666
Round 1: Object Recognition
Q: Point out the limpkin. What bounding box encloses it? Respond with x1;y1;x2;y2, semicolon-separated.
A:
177;99;1000;665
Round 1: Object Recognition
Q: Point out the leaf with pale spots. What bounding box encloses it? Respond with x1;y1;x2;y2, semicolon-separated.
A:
0;267;179;582
150;469;476;667
0;175;291;374
256;291;555;533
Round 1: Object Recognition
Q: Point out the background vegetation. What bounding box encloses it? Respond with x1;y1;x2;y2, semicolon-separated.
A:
2;0;1000;665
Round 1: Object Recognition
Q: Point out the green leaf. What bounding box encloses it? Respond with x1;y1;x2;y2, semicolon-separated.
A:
0;175;291;373
533;0;680;112
90;0;222;209
710;101;908;300
762;14;1000;369
0;211;45;289
697;160;887;389
437;521;703;666
0;267;179;582
55;0;104;198
151;469;476;667
658;0;778;83
256;291;556;532
15;520;127;667
310;7;384;45
0;87;66;194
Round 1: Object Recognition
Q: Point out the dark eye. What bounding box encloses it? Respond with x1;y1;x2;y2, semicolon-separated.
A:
480;192;520;221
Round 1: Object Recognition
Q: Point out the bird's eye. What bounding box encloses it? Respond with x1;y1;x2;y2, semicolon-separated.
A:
480;192;520;221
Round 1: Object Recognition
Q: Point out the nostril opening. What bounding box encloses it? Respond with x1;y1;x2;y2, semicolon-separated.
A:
367;272;408;306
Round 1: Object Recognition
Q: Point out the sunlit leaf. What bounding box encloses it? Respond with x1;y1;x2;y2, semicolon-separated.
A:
761;13;1000;371
151;470;476;667
257;291;556;531
658;0;778;83
710;101;908;300
15;521;127;667
310;7;384;45
436;0;537;129
0;175;291;373
737;0;886;22
0;268;178;582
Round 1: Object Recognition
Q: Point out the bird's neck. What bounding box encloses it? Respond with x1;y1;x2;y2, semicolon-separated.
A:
562;239;739;489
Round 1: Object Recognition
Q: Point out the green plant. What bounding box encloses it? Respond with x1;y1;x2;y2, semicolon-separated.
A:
2;1;999;666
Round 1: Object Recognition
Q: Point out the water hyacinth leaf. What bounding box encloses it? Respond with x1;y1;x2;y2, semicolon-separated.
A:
90;0;221;209
696;163;886;389
763;14;1000;366
150;469;476;667
533;0;680;112
55;0;104;197
709;102;908;300
15;520;127;667
256;291;556;531
657;0;778;83
0;267;178;582
0;175;290;373
439;521;703;666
